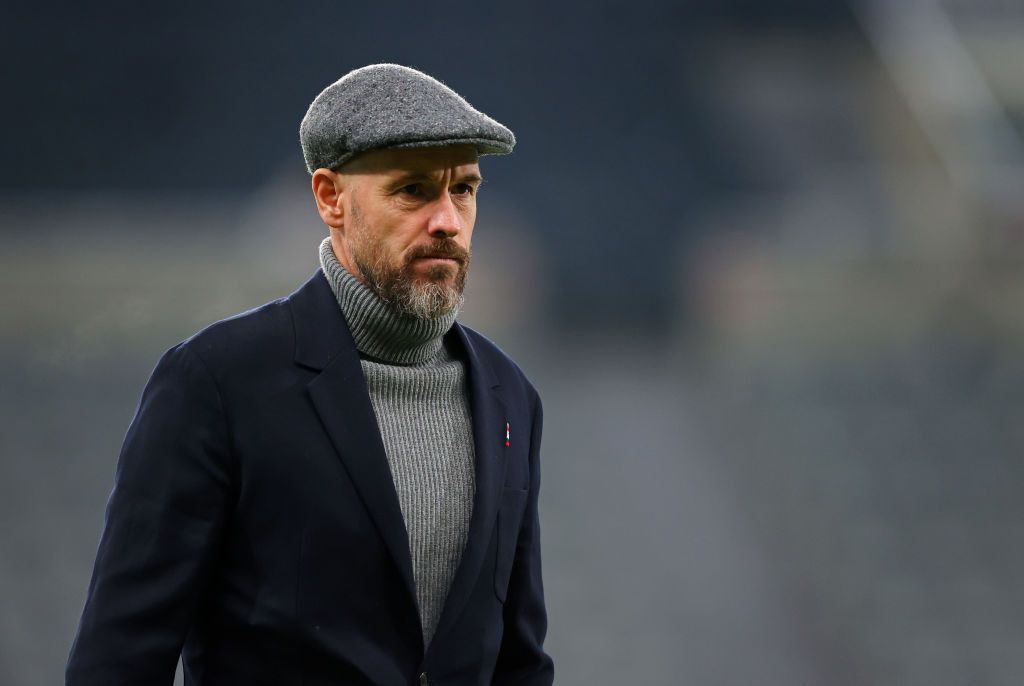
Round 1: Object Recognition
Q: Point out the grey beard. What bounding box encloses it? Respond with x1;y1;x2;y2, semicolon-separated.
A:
353;251;466;320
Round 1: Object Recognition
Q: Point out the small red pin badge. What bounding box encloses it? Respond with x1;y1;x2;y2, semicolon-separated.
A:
505;422;510;447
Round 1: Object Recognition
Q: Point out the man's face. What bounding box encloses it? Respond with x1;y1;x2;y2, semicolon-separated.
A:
333;145;482;320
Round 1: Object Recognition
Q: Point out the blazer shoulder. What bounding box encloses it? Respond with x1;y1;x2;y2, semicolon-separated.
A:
457;322;541;406
174;295;294;373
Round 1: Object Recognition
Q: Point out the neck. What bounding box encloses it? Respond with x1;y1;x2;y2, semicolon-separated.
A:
318;237;459;364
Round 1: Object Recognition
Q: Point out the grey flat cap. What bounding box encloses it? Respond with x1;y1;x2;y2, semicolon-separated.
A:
299;64;515;173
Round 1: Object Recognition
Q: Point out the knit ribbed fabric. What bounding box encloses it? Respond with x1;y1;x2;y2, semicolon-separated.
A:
318;237;476;648
318;237;457;365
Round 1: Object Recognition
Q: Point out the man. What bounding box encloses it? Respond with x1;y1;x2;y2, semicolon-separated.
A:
66;64;554;686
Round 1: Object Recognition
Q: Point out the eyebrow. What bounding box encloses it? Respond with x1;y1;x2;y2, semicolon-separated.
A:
390;171;484;186
459;172;484;186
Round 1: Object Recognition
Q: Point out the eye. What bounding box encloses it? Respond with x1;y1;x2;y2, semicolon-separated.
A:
452;183;475;196
399;183;423;197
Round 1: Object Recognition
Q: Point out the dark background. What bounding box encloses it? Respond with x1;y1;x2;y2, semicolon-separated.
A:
4;1;1024;684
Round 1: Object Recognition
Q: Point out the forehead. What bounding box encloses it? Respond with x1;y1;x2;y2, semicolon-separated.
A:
343;144;480;177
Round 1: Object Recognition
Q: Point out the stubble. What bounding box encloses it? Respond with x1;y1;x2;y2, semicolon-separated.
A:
348;198;470;320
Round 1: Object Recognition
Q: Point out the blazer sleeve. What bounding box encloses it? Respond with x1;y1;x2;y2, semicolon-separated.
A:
66;342;234;686
493;392;555;685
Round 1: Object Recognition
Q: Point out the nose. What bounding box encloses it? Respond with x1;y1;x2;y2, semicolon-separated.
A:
425;193;462;239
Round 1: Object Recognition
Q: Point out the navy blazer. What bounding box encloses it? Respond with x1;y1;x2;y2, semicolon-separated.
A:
66;270;554;686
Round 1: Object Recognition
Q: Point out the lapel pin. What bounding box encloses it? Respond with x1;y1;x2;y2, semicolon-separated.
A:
505;422;510;448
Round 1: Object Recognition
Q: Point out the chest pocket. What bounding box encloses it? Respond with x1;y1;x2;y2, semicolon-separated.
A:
493;487;529;602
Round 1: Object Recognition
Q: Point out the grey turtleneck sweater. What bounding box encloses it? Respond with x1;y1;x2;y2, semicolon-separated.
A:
318;237;476;649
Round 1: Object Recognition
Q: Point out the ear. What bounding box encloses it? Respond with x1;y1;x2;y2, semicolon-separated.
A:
312;168;346;229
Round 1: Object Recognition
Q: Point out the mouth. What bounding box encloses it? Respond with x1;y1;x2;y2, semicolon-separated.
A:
413;256;461;265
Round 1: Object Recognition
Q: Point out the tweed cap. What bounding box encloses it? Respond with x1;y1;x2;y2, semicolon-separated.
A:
299;64;515;173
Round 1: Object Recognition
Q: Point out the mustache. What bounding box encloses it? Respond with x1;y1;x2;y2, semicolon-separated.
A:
406;241;469;264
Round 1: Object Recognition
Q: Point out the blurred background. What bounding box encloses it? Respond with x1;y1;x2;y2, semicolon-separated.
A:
4;0;1024;683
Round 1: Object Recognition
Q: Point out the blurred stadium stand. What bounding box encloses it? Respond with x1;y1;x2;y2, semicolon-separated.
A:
3;1;1024;684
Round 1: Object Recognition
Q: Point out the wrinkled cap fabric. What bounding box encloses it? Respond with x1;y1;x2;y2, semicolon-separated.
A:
299;64;516;173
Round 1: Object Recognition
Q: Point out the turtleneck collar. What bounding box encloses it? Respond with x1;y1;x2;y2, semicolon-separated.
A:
318;237;459;365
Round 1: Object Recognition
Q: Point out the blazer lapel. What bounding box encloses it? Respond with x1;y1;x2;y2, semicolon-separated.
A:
429;321;509;648
289;270;418;610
